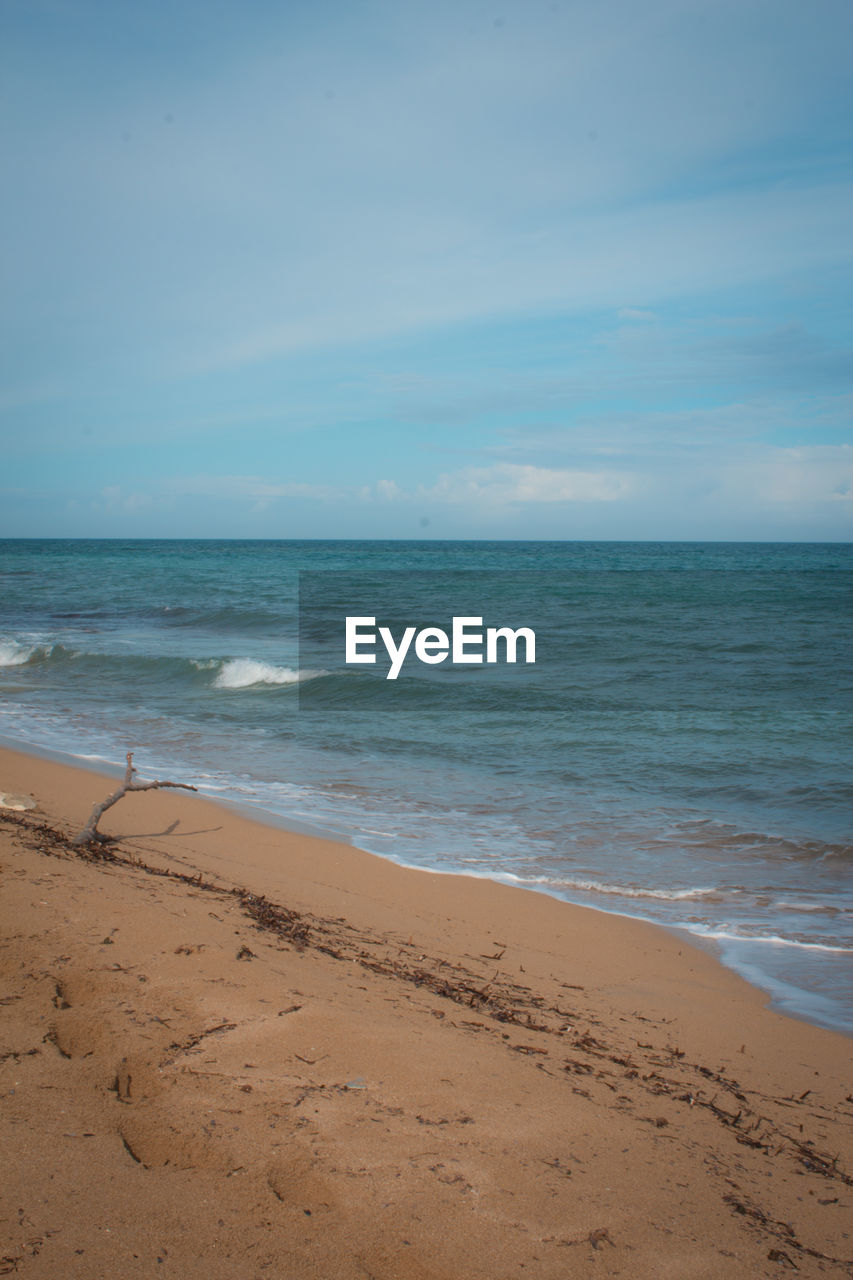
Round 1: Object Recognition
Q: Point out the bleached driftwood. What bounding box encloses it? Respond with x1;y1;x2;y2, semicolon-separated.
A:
74;751;197;845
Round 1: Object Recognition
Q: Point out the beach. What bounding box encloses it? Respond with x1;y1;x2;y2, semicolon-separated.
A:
2;539;851;1035
1;744;851;1279
4;0;852;1271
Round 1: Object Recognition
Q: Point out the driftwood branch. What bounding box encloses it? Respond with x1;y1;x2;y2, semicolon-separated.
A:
74;751;198;846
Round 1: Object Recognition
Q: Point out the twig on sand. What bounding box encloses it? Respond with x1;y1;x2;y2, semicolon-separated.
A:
73;751;197;846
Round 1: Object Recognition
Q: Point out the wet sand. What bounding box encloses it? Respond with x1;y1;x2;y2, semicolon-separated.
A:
1;745;851;1278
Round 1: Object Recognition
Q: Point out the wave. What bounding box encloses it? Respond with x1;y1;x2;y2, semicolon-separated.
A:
0;638;322;692
0;640;36;667
494;870;718;902
684;925;853;954
211;658;321;689
0;639;66;667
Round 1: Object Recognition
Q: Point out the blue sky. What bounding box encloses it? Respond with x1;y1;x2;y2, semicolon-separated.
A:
1;0;851;540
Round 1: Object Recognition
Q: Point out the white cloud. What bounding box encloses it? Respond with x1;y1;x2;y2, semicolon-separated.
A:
617;308;657;323
98;485;153;513
4;1;852;381
201;180;853;371
374;479;403;501
494;395;853;464
418;463;636;506
166;474;337;502
724;445;853;506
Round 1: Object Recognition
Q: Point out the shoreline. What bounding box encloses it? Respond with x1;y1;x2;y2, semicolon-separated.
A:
2;742;853;1277
3;731;850;1038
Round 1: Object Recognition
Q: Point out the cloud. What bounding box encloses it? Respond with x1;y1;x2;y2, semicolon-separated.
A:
166;474;338;502
201;181;853;372
405;463;637;506
100;485;153;512
373;479;403;501
617;308;657;323
3;1;852;386
493;393;853;465
724;445;853;506
2;1;851;543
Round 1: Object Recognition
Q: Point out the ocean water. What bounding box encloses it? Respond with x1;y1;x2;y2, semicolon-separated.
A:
1;538;851;1033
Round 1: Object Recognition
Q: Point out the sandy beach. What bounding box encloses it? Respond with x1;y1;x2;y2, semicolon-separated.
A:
1;744;851;1279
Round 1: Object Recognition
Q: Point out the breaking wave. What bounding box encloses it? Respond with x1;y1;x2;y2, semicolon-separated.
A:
495;870;718;901
684;924;853;954
0;639;323;692
0;639;62;667
211;658;321;689
0;641;35;667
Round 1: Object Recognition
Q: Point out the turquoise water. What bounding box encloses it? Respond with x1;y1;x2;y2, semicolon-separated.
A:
1;538;851;1032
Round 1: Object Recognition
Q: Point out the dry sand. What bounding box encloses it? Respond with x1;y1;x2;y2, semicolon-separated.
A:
1;744;851;1278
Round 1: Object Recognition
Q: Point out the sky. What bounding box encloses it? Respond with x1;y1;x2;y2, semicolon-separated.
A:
1;0;851;541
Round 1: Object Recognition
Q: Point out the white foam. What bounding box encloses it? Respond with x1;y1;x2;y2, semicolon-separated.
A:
785;901;835;914
212;659;320;689
494;870;717;902
0;791;36;811
565;878;718;902
0;640;36;667
686;925;853;954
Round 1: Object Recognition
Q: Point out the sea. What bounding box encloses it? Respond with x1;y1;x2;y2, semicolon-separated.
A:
1;538;850;1034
